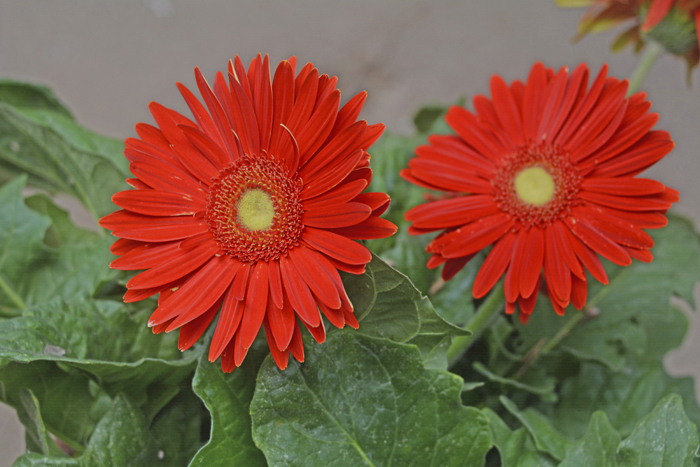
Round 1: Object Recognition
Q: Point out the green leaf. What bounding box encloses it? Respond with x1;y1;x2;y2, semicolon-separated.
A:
0;80;73;117
558;411;621;467
188;328;266;467
14;395;158;466
24;193;100;247
250;331;492;467
0;178;118;315
516;216;700;370
0;297;198;405
482;408;557;467
16;387;67;457
618;394;700;467
550;360;700;439
0;176;51;314
498;396;570;460
150;385;207;467
344;254;468;350
0;97;128;220
0;360;94;450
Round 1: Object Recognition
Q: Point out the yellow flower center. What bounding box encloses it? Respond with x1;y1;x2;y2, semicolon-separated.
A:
236;188;275;231
514;166;555;206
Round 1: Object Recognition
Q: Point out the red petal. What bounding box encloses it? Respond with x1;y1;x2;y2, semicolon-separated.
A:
264;316;289;370
110;238;143;256
268;259;284;310
438;213;515;258
288;323;305;362
570;274;587;309
301;149;365;199
209;286;245;361
232;262;251;301
574;205;654;249
178;295;222;351
112;190;202;217
129;160;206;200
303;202;371;229
304;319;326;344
126;239;220;289
491;75;524;145
238;260;269;349
406;195;500;230
544;228;572;303
641;0;674;31
328;216;397;240
99;210;208;242
279;254;321;327
441;255;474;281
289;246;341;309
149;255;238;327
302;179;368;211
228;71;261;157
328;91;366;140
578;190;673;211
473;231;516;298
581;177;665;196
301;227;372;265
269;60;295;156
566;217;631;266
268;294;296;351
296;90;340;165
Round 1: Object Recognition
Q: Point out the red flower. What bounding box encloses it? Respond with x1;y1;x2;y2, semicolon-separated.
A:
100;55;396;371
402;63;677;323
559;0;700;71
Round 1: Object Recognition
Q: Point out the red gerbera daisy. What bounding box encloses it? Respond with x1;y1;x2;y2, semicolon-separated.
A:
100;54;397;371
559;0;700;70
402;62;678;323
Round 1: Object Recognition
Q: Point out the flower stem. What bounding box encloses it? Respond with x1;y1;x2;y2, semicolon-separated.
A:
627;41;664;95
447;282;505;367
0;275;26;313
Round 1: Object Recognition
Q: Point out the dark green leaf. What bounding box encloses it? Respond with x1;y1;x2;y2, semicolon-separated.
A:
188;328;266;467
618;394;700;467
0;101;127;220
0;360;94;451
251;331;492;467
344;254;468;352
0;176;51;314
14;395;158;466
0;80;72;117
150;385;206;467
16;387;67;457
24;194;100;247
0;178;118;314
482;408;557;467
0;297;198;405
558;411;621;467
550;360;700;439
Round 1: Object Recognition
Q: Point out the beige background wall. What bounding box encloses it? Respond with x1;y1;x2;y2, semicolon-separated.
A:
1;0;699;463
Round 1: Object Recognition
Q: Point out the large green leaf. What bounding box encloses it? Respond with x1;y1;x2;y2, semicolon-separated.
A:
13;395;158;466
188;328;267;467
549;359;700;439
0;360;95;450
343;254;468;346
250;331;492;467
0;176;51;314
0;79;72;117
618;394;700;467
558;411;621;467
482;408;557;467
516;216;700;370
0;83;127;220
0;177;119;315
15;387;68;457
0;297;197;403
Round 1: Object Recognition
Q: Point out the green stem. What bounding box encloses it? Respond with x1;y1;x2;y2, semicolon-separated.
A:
0;275;26;312
627;41;664;96
447;282;505;367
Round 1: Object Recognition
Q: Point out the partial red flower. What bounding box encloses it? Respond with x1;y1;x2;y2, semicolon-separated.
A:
402;62;677;323
100;54;396;371
559;0;700;71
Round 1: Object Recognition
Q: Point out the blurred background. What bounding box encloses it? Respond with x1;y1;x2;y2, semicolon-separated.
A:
1;0;698;463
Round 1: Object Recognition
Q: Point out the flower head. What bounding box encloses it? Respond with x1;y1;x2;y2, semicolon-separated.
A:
100;54;397;371
402;62;677;323
559;0;700;71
